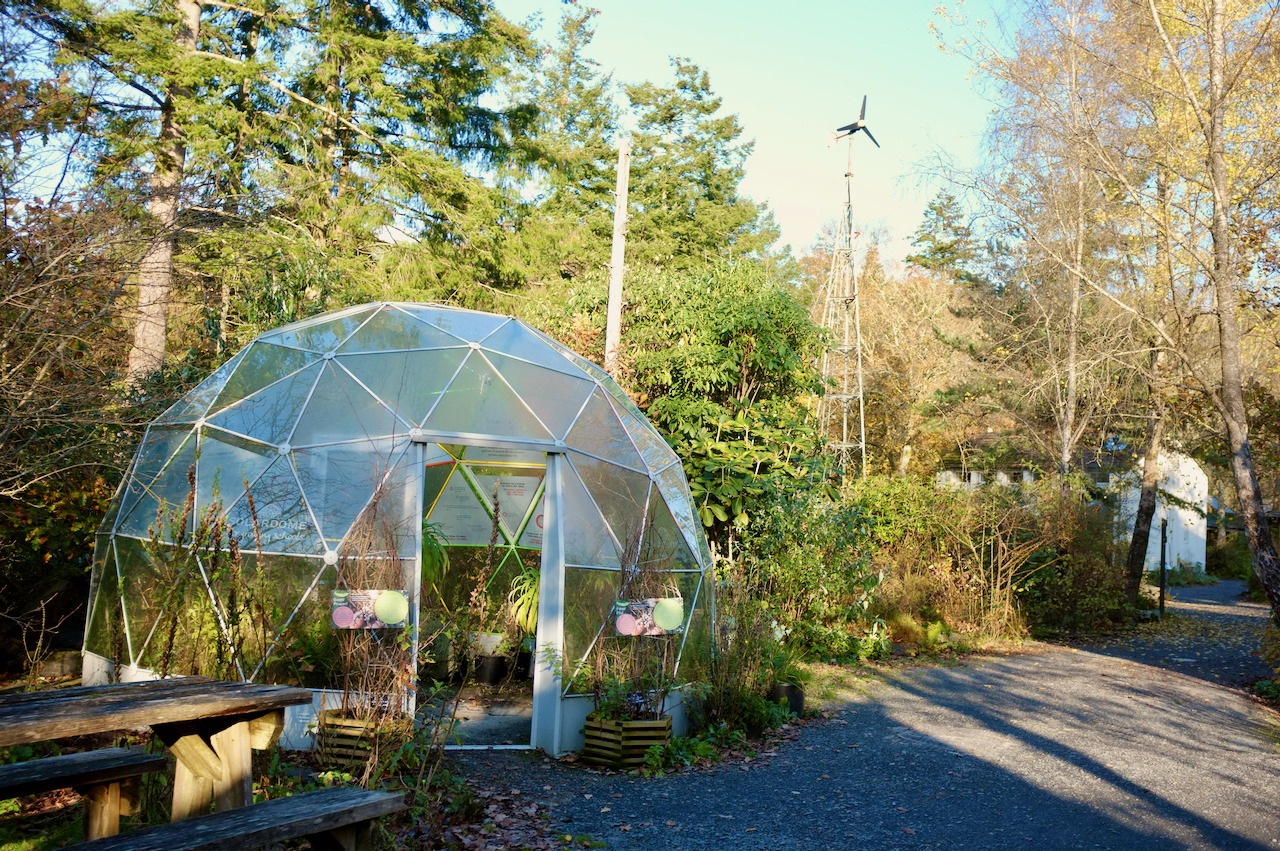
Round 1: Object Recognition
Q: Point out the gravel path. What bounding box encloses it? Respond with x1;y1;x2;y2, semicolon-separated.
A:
451;582;1280;850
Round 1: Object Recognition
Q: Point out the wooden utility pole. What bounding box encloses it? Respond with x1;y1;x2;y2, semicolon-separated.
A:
604;139;631;377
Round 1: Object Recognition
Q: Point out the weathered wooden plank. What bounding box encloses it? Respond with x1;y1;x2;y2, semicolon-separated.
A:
0;748;166;799
246;710;283;750
0;681;311;748
82;781;120;840
78;787;408;851
170;759;212;823
211;721;251;812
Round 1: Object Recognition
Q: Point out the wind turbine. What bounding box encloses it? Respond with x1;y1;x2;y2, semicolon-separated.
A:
834;95;880;148
815;95;879;479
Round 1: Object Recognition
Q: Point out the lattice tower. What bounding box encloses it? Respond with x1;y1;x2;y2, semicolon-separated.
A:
812;143;867;478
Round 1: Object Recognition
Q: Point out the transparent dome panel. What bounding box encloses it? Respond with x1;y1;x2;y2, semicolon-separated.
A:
402;306;508;344
485;352;595;440
422;352;551;441
337;305;464;353
561;464;620;568
565;390;642;470
481;320;590;378
116;430;199;542
338;348;466;430
562;565;623;690
84;539;121;659
115;537;182;668
567;452;651;558
291;362;406;447
115;426;198;532
258;307;377;352
294;438;404;550
654;463;705;564
640;489;699;571
210;343;320;414
195;430;277;519
207;362;321;445
225;455;324;555
154;348;248;425
610;400;678;473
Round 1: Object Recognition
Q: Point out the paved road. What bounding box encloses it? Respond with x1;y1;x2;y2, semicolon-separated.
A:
455;582;1280;850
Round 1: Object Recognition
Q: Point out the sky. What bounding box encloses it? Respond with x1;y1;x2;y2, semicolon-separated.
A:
496;0;1000;267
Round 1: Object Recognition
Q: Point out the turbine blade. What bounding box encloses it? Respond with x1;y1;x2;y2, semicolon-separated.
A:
836;122;856;133
860;95;867;120
862;126;880;148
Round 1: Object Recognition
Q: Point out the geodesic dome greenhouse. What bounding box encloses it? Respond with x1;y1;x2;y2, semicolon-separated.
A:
84;302;714;752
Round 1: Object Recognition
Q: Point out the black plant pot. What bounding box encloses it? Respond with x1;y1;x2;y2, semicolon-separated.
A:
473;655;508;685
770;683;805;717
514;649;533;679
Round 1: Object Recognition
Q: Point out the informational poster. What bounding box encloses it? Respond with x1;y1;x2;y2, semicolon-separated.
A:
518;500;545;549
472;471;542;539
332;589;409;629
613;597;684;636
430;471;497;545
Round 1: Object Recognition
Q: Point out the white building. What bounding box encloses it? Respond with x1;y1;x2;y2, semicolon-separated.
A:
1112;452;1208;572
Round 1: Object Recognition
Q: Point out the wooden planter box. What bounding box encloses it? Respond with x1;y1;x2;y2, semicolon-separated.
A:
582;716;671;768
316;710;408;769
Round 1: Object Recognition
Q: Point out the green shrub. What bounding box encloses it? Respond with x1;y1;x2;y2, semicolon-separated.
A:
1206;534;1252;580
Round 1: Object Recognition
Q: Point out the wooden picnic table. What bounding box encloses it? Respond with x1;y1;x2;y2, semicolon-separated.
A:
0;677;312;821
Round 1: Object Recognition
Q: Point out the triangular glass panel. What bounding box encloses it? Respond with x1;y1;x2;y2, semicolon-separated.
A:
426;466;502;546
609;398;678;472
115;426;198;532
655;463;708;566
563;566;623;676
422;459;455;517
291;361;405;446
600;377;648;423
294;437;403;551
114;537;183;669
97;478;128;535
640;488;699;570
422;351;551;440
337;305;464;353
117;430;199;542
195;430;277;520
469;465;545;541
480;320;586;377
565;390;642;470
347;443;419;558
225;455;324;555
243;554;332;682
517;486;546;549
485;352;595;440
210;343;320;415
561;464;620;568
401;306;508;344
208;362;320;445
154;348;248;425
338;349;466;430
84;538;122;659
257;306;377;352
568;452;650;557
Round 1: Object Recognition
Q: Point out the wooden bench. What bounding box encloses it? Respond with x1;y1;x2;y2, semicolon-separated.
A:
76;786;408;851
0;747;167;840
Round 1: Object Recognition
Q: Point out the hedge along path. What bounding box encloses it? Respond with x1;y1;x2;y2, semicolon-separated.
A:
449;580;1280;851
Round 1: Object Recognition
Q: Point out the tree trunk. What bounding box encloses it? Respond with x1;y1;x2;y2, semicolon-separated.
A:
124;0;201;388
1125;397;1163;605
1205;0;1280;621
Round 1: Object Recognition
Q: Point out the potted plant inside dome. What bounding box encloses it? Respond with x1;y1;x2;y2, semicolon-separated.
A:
581;534;682;768
315;491;415;780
